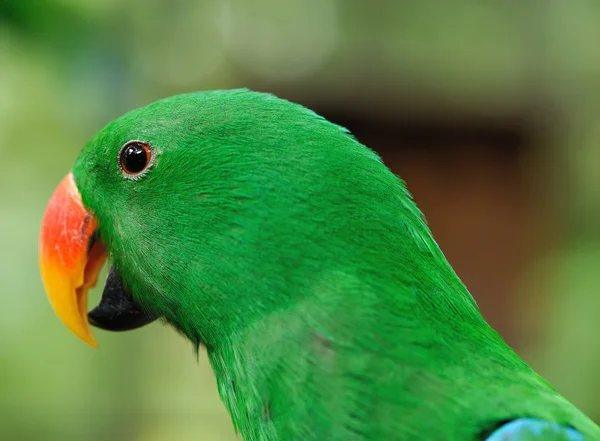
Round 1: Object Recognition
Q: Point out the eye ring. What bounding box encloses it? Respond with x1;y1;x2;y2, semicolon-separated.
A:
118;140;154;179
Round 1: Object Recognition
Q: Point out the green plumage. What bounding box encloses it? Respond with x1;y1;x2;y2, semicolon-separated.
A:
72;89;600;440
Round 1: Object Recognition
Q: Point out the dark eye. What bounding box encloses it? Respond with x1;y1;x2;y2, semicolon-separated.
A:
119;141;153;178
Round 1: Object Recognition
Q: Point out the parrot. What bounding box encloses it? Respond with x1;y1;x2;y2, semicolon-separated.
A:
39;89;599;441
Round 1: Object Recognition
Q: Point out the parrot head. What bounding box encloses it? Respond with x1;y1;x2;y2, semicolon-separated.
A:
39;89;414;348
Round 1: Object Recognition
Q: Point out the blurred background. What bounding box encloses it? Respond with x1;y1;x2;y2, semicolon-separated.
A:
2;0;600;439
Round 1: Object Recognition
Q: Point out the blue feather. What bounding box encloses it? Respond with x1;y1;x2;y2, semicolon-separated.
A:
486;419;585;441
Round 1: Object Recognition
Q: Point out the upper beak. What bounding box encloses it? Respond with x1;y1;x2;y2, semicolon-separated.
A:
39;173;106;348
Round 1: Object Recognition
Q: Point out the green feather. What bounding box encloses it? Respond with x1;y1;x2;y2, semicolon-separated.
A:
72;89;600;440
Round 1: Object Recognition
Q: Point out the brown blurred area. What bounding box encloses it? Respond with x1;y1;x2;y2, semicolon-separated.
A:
2;1;600;439
304;94;538;348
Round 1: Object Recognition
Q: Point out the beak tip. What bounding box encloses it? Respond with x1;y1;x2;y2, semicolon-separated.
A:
60;314;99;348
79;330;99;349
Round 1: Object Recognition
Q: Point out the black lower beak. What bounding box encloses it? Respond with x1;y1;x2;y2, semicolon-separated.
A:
88;265;157;331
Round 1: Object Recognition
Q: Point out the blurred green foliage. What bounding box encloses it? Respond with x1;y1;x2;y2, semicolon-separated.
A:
2;1;600;440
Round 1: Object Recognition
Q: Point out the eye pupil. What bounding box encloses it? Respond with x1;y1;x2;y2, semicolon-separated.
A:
120;142;151;175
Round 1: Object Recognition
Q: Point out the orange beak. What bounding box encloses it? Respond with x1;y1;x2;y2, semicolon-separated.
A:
39;173;107;348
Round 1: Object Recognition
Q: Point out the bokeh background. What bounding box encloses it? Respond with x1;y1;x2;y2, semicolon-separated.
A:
2;1;600;440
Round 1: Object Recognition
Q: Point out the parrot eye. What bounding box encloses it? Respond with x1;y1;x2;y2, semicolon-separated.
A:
118;141;153;178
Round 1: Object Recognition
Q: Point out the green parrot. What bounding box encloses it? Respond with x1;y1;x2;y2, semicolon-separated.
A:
39;89;599;441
